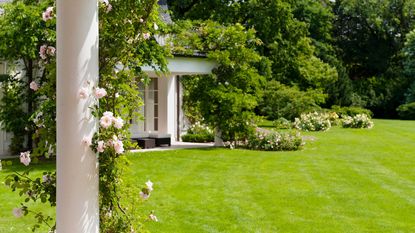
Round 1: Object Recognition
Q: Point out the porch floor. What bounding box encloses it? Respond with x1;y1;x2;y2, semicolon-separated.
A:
130;141;214;153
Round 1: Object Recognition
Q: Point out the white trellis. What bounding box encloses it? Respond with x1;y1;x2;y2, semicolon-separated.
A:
56;0;99;232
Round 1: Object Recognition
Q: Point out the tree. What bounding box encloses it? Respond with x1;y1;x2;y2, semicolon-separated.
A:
174;20;268;144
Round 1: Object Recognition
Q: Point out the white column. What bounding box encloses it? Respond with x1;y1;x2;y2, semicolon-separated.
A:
158;76;177;140
56;0;99;232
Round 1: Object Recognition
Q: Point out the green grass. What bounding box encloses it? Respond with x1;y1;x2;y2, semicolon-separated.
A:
1;119;415;232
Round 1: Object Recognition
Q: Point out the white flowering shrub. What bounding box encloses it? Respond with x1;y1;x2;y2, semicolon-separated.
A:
341;114;374;129
181;121;214;142
293;112;332;131
246;129;303;151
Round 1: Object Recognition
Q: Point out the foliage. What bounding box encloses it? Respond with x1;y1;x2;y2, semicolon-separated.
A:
260;80;326;121
172;20;266;143
341;114;374;129
396;102;415;120
246;129;303;151
181;122;214;143
331;105;373;118
272;118;292;130
293;112;331;132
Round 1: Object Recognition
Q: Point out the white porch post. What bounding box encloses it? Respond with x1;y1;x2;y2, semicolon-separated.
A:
56;0;99;232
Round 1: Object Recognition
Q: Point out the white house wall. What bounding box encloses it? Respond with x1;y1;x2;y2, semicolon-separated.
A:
141;56;216;76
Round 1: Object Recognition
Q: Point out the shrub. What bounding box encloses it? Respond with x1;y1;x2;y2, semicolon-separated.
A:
272;118;292;129
260;80;326;121
341;114;374;129
331;105;373;118
397;102;415;120
246;130;303;151
181;134;214;143
293;112;331;131
181;122;214;143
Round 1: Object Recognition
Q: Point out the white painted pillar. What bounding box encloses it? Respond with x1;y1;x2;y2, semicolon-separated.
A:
166;76;177;140
56;0;99;232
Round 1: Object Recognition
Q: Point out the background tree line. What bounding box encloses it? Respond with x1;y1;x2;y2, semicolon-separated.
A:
168;0;415;122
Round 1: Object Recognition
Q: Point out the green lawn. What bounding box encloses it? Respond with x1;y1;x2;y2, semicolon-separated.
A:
1;119;415;232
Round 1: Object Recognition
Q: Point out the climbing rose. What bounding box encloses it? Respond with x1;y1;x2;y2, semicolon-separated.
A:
79;87;88;99
139;191;150;200
39;45;48;59
97;140;105;153
94;87;107;99
113;139;124;154
143;32;151;40
113;117;124;129
46;46;56;56
149;214;158;222
100;114;113;129
12;208;23;218
146;180;154;192
81;136;92;147
30;81;39;91
42;7;54;21
19;151;31;166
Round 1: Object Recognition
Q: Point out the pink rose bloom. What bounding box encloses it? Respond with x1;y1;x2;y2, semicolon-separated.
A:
139;191;150;200
46;46;56;56
113;117;124;129
30;81;39;91
19;151;31;166
79;87;88;99
103;111;114;117
94;87;107;99
97;140;105;153
39;45;48;59
143;32;151;40
12;208;23;218
42;7;54;21
154;23;159;30
149;214;158;222
81;136;92;147
139;18;144;23
106;4;112;13
100;115;113;129
145;180;153;192
115;93;120;98
113;139;124;154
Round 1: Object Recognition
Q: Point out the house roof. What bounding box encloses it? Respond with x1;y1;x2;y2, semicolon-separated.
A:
158;0;173;25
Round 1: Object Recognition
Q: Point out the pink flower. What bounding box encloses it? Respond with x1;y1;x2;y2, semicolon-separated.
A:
42;7;54;21
81;136;92;147
79;87;88;99
113;139;124;154
103;111;114;117
94;87;107;99
12;208;23;218
46;46;56;56
19;151;31;166
30;81;39;91
97;140;105;153
143;33;151;40
154;23;159;30
140;191;150;200
115;93;120;98
39;45;48;59
106;4;112;13
42;175;50;183
113;117;124;129
146;180;153;192
100;115;113;129
139;18;144;23
149;214;158;222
